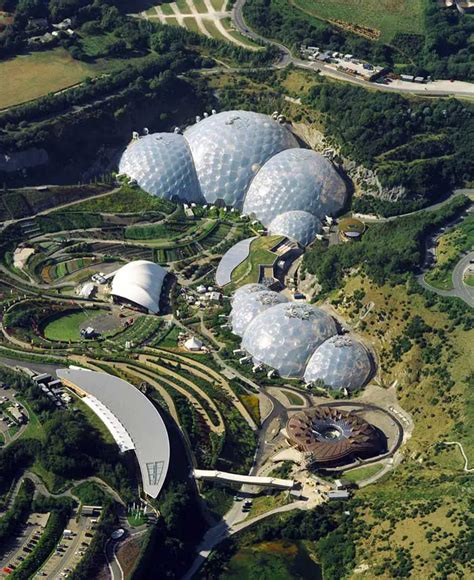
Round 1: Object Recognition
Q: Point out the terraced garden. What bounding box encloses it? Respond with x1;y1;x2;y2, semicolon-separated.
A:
140;0;260;49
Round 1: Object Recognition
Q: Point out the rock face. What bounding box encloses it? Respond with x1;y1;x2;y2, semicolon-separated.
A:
0;148;49;172
292;122;407;202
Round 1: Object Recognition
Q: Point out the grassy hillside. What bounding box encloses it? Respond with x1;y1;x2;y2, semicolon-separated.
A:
292;0;425;43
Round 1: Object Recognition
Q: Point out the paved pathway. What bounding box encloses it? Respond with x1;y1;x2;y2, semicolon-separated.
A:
231;0;474;97
442;441;474;472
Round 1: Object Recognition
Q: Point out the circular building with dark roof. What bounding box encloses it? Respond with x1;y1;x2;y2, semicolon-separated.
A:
286;407;386;466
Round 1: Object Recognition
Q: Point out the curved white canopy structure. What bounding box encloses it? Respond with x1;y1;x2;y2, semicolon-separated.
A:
111;260;166;314
57;367;170;499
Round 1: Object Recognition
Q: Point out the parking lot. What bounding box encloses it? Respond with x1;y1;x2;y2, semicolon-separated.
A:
0;384;28;445
0;513;50;577
35;514;96;578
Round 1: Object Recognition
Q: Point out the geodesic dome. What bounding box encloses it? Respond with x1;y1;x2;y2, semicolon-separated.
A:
184;111;298;208
231;283;268;308
230;290;288;337
243;148;347;225
118;133;203;203
268;210;321;246
241;302;337;378
303;335;372;391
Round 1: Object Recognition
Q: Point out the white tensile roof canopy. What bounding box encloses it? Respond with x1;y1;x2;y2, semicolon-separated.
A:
111;260;166;314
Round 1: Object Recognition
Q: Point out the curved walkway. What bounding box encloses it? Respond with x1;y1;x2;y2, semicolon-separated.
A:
418;251;474;307
442;441;474;472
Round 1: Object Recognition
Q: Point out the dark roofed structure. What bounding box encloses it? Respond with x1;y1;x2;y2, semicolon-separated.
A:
287;407;385;466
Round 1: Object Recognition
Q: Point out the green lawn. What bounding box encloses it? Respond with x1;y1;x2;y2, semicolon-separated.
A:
231;235;283;285
210;0;226;9
183;16;202;34
175;0;193;14
291;0;425;42
127;511;148;526
281;389;305;406
72;481;108;504
343;463;383;483
465;273;474;287
43;309;108;342
0;47;147;109
160;2;175;15
193;0;208;13
202;19;229;42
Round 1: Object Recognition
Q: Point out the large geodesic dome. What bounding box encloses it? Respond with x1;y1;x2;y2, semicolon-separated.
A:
241;302;337;378
184;111;298;208
231;283;268;308
230;290;288;337
268;211;321;247
243;149;347;225
303;336;372;391
118;133;203;203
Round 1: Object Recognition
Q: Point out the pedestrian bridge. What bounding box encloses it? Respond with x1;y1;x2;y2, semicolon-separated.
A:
193;469;295;490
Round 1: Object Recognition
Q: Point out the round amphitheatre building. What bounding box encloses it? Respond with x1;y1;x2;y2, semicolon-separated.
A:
286;407;386;467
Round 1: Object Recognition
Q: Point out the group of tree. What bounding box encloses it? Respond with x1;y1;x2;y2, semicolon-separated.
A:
243;0;473;81
303;195;471;293
129;483;207;579
0;366;137;501
304;82;473;201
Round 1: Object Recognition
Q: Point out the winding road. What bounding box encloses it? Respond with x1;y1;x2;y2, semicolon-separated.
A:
231;0;474;98
418;251;474;307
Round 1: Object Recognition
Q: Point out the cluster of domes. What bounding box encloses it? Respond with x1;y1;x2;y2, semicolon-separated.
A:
118;110;347;246
230;284;371;389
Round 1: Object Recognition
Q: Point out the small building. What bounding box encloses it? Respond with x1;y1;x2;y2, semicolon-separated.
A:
8;405;25;424
327;489;350;500
185;336;203;351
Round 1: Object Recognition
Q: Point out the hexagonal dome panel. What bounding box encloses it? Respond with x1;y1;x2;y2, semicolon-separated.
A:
268;210;322;246
241;302;337;378
118;133;203;203
230;290;289;337
243;148;347;225
184;111;299;208
304;335;372;391
231;283;268;308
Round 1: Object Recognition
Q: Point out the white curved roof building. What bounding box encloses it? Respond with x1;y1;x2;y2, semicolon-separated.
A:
268;210;321;246
118;133;203;203
230;289;288;337
241;302;337;378
243;148;347;226
57;367;170;499
184;111;298;208
304;335;372;391
111;260;166;314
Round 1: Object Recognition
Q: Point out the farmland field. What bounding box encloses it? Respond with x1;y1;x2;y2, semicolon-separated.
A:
0;47;147;109
0;49;96;109
291;0;425;42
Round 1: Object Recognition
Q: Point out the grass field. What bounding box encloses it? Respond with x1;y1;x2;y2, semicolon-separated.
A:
281;389;305;406
43;309;107;342
0;47;147;109
183;16;201;33
291;0;425;42
343;463;383;482
0;49;96;109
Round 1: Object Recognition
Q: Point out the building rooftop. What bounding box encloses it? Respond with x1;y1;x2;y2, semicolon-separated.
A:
57;367;170;499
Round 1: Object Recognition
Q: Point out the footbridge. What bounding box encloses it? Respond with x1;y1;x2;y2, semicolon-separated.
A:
193;469;295;490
